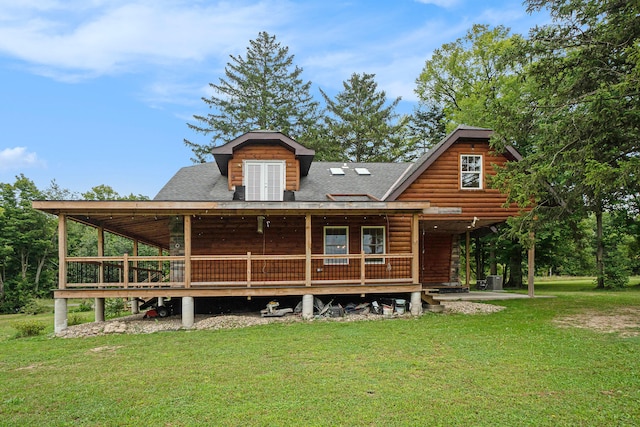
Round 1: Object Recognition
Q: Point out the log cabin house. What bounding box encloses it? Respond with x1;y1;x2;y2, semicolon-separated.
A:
33;126;522;332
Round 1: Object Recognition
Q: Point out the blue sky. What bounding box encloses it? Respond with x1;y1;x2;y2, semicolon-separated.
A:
0;0;550;198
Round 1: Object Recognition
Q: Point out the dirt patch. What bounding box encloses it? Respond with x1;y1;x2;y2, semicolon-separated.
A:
554;307;640;337
56;301;504;339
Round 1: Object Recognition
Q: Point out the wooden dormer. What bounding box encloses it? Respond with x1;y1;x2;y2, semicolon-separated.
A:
211;131;315;199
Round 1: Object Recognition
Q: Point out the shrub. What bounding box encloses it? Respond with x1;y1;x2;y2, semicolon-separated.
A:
68;313;86;326
11;320;47;338
20;299;52;315
105;298;126;318
72;300;93;313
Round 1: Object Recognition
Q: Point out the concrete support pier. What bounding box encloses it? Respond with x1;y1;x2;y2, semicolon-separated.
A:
182;297;194;328
302;294;314;319
94;298;105;322
410;291;423;316
54;298;68;334
130;297;139;314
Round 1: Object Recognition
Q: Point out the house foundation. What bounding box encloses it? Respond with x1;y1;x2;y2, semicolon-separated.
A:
54;298;67;334
94;298;105;322
182;297;194;328
302;294;314;319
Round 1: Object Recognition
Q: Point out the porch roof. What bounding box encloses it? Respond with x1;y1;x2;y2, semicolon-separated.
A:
33;200;430;249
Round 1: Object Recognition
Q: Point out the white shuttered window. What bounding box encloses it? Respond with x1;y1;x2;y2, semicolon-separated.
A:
244;161;285;201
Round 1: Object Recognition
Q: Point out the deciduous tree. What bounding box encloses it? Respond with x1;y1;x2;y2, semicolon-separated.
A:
493;0;640;288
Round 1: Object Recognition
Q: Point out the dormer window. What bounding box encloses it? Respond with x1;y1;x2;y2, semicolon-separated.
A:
460;154;483;189
244;160;285;201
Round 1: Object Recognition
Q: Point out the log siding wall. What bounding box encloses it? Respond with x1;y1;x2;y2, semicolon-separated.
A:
189;215;413;283
397;140;520;221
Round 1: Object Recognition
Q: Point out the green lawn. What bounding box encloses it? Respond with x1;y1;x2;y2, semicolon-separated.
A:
1;278;639;426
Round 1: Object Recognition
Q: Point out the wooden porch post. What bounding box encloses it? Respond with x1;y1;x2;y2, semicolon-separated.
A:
184;214;192;288
411;213;423;315
303;214;313;319
58;214;67;290
97;226;104;284
411;213;420;284
131;240;139;314
95;226;105;322
465;231;471;286
55;214;68;333
528;231;535;298
132;240;139;283
305;214;312;287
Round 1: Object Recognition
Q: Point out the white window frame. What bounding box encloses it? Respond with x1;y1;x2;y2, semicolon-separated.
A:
243;160;285;201
361;226;385;264
324;226;349;265
460;154;483;190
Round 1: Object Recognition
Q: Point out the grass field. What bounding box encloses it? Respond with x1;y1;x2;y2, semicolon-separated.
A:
1;278;639;426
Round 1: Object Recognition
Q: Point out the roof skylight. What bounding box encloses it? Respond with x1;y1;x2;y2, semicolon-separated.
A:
354;168;371;175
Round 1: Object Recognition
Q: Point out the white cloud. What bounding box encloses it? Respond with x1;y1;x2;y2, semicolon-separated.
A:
0;147;44;171
301;16;470;103
0;1;292;79
414;0;460;8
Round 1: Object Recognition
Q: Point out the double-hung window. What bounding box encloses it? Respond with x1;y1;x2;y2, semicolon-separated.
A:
244;160;285;201
362;226;385;264
324;226;349;265
460;155;483;189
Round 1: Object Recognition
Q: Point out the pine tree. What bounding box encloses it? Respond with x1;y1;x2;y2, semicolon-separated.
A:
320;73;413;162
185;31;321;162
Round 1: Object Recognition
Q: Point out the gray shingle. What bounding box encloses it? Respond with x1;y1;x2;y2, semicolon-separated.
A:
154;161;412;202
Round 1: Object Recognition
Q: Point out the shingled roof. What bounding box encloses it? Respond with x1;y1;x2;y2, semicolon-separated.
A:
154;161;412;202
154;126;521;203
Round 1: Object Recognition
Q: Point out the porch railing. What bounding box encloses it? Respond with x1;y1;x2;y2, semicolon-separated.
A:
64;253;414;289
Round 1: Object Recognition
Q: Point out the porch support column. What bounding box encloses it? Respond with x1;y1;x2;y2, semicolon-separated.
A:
55;214;68;333
97;226;104;283
96;226;104;317
184;215;192;288
410;291;422;316
302;294;314;320
528;231;535;298
58;214;67;290
95;298;105;322
305;214;312;287
131;240;139;314
465;231;471;286
411;213;420;285
54;298;67;334
182;296;195;328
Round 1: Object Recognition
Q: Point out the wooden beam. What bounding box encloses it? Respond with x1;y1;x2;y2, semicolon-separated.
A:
411;213;420;285
97;226;104;283
465;231;471;286
305;214;312;286
528;231;535;298
58;214;67;290
32;200;431;215
53;283;423;299
184;214;192;288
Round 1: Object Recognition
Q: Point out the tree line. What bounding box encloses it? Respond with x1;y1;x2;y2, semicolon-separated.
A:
1;0;638;312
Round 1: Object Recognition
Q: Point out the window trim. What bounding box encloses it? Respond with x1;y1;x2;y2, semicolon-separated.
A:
323;226;349;265
243;160;286;201
361;226;386;264
460;154;483;190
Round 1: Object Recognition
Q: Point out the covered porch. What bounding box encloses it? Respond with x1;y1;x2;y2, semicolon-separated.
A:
34;200;431;332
